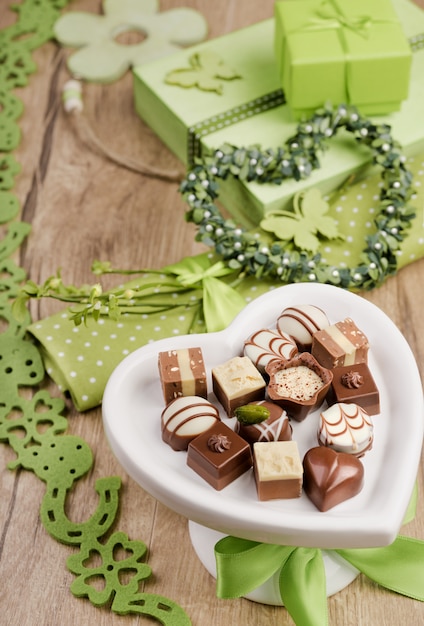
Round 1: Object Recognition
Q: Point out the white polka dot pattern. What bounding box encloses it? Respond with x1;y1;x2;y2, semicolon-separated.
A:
27;156;424;411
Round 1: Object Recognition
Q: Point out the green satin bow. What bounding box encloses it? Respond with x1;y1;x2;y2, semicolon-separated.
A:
164;257;246;333
215;534;424;626
316;0;372;38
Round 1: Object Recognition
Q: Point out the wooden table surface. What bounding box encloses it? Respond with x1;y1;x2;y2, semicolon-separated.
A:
1;1;424;624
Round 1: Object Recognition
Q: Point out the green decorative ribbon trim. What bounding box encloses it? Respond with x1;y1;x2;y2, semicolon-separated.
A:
215;534;424;626
187;89;286;165
164;257;246;332
186;22;422;164
315;0;373;37
410;31;424;51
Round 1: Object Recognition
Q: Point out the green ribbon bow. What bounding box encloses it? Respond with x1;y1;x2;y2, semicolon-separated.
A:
316;0;372;38
164;257;246;333
215;534;424;626
297;0;390;105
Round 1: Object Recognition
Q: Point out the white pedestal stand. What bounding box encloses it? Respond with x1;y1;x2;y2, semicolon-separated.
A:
189;521;360;606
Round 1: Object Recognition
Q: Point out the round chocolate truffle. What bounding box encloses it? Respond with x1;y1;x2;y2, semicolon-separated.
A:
318;402;373;457
161;396;220;451
277;304;329;351
244;328;298;373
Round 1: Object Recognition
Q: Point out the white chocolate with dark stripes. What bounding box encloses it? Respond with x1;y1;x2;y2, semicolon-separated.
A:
161;395;220;451
244;328;298;373
318;402;373;457
277;304;329;350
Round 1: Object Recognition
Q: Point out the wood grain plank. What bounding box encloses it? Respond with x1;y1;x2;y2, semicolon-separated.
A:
1;1;424;624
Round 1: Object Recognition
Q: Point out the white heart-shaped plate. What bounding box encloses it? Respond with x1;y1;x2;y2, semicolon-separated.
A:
102;283;423;549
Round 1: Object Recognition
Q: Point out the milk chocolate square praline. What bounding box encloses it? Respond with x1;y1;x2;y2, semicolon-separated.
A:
187;421;253;490
327;362;380;415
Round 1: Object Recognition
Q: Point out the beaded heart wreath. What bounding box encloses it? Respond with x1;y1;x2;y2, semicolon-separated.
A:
180;103;416;291
13;109;418;329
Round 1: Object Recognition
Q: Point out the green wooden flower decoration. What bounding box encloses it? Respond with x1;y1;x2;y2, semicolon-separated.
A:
260;188;344;254
54;0;208;83
165;51;241;95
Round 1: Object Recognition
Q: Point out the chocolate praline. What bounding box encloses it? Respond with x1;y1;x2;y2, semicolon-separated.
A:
234;400;292;446
244;328;298;373
326;362;380;415
276;304;330;351
161;395;220;451
266;353;333;422
212;356;266;417
303;446;364;512
187;421;253;490
318;402;374;458
253;440;303;500
311;317;369;369
158;347;207;404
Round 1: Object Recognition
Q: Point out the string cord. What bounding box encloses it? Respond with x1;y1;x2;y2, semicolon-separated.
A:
62;79;184;183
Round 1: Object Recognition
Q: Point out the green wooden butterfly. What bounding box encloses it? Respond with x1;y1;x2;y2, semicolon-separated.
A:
260;188;344;254
165;50;241;94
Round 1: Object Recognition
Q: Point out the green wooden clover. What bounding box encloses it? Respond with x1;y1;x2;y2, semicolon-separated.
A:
54;0;208;83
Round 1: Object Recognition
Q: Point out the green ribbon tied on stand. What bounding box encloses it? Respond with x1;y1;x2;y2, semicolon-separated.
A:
215;533;424;626
164;256;246;333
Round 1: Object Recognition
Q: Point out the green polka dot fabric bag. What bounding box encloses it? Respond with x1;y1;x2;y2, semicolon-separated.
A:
27;147;424;411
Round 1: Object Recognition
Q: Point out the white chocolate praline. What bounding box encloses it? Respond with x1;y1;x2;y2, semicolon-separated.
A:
244;328;298;372
254;441;303;481
318;402;373;456
161;396;220;451
212;356;265;400
271;365;324;400
277;304;329;348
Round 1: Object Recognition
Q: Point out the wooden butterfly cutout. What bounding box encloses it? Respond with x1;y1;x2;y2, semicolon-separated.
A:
165;51;241;94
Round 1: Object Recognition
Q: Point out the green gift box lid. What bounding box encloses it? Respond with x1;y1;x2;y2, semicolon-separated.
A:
274;0;412;120
133;0;424;229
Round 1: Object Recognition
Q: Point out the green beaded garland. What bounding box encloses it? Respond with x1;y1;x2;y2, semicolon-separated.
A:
180;103;416;290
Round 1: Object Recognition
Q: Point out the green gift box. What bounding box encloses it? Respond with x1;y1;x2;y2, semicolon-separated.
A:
133;0;424;229
274;0;412;120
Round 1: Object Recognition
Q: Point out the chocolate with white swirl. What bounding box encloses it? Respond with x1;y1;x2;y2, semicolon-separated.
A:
244;329;298;373
318;402;373;457
277;304;329;351
235;400;292;446
161;395;220;451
